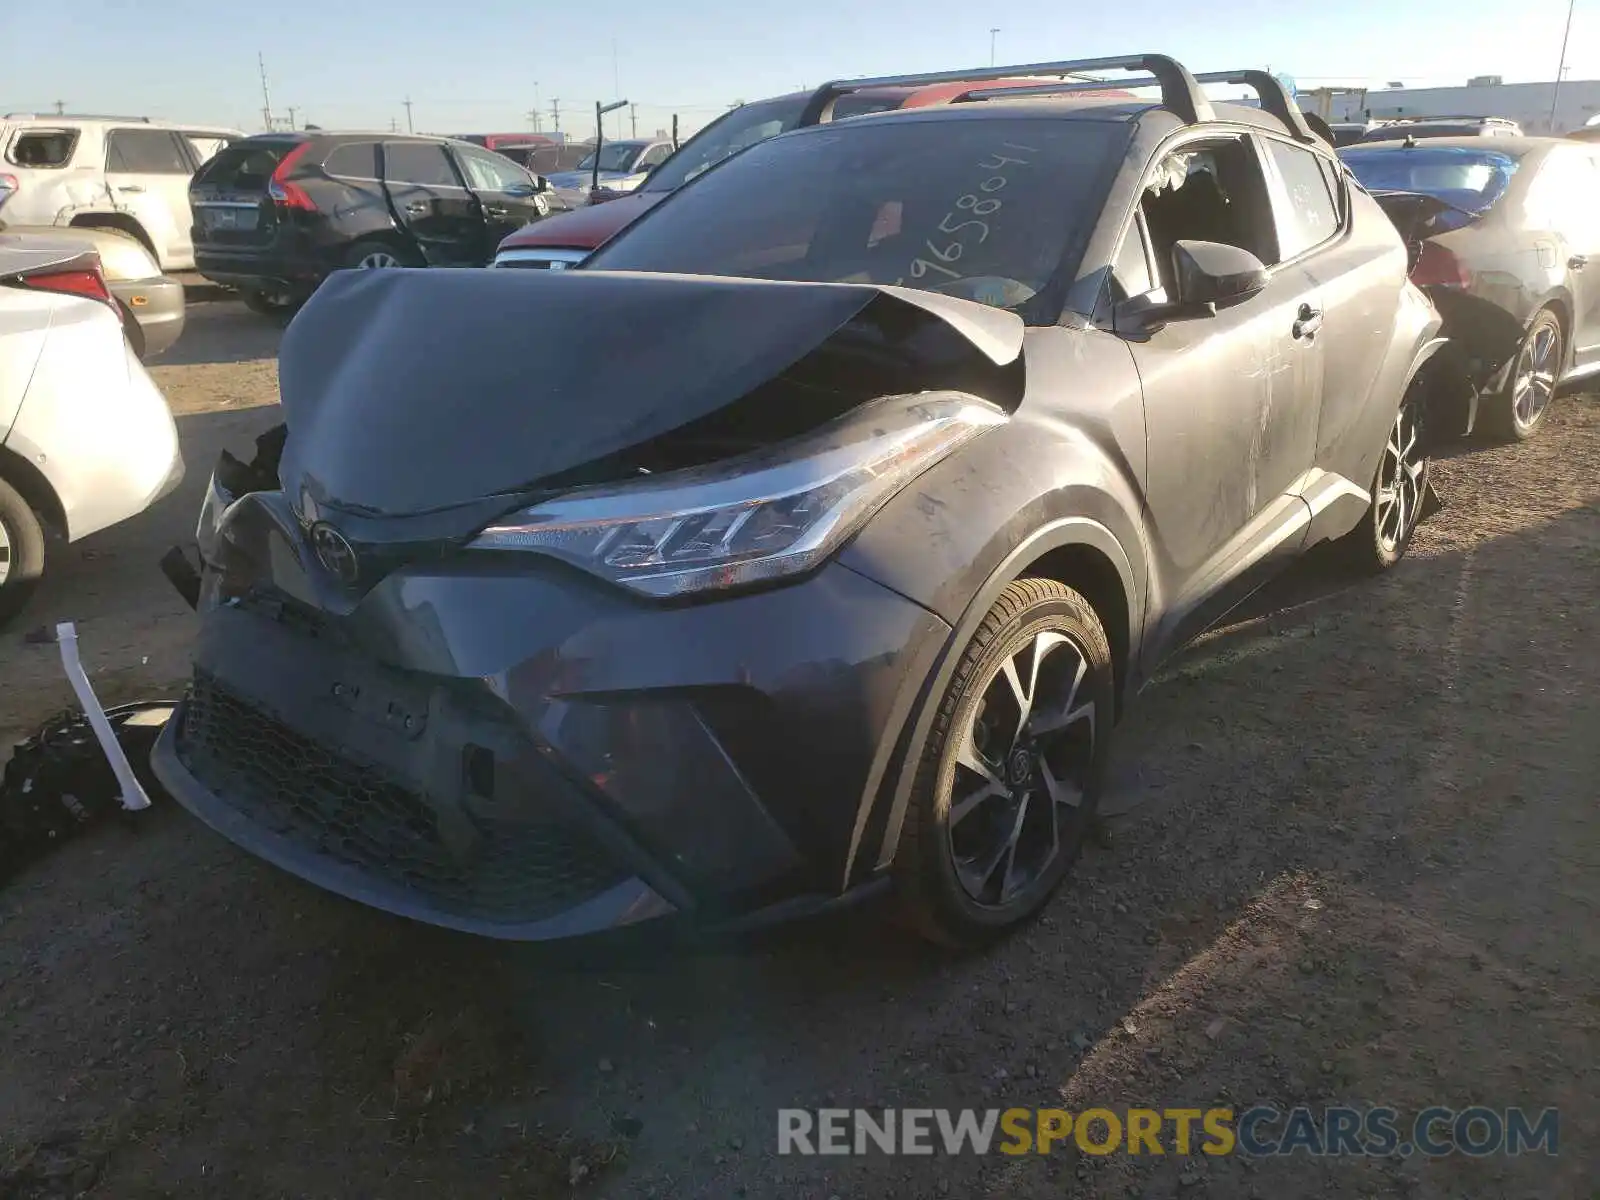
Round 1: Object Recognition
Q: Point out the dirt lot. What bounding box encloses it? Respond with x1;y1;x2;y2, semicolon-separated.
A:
1;299;1596;1199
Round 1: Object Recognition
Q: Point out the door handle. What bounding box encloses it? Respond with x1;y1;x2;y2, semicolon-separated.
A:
1570;255;1589;271
1293;303;1323;339
404;201;429;215
484;205;509;217
116;184;145;194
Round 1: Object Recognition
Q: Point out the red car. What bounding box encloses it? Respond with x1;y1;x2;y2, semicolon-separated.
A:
492;74;1132;270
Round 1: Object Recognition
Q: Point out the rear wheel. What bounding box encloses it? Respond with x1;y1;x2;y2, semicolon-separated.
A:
1339;384;1430;572
894;578;1113;948
343;240;422;270
0;476;48;628
1484;308;1562;442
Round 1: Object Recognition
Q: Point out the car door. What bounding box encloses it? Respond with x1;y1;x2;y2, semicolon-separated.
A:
1258;133;1392;528
450;145;549;260
104;128;198;270
1529;147;1600;365
379;141;481;266
1116;135;1320;670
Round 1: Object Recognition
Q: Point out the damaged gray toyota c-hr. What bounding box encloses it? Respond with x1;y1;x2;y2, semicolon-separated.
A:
153;55;1445;947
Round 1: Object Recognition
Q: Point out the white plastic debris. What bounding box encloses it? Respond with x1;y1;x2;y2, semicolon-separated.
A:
54;622;152;811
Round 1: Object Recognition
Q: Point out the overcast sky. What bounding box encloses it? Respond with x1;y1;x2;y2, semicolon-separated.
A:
3;0;1593;141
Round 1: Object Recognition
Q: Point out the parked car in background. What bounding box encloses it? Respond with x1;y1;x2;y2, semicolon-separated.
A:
160;57;1441;948
1358;116;1522;143
495;76;1135;269
190;132;554;316
0;234;183;624
0;115;244;271
1342;136;1600;439
543;137;677;198
1329;119;1395;146
0;222;184;358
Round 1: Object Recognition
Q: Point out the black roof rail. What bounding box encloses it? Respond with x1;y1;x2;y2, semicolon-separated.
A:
1384;114;1515;124
798;54;1214;128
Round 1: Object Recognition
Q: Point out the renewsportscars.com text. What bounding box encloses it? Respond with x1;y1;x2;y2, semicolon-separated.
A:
777;1106;1559;1158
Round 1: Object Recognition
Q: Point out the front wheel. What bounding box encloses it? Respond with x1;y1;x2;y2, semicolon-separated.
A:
0;476;48;629
1340;387;1430;572
894;578;1114;948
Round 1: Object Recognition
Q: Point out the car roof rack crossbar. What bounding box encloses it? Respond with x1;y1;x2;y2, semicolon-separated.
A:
960;67;1320;143
1191;71;1317;143
799;54;1214;127
1384;114;1514;124
4;113;152;123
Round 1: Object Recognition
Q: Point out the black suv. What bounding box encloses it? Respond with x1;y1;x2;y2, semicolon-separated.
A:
189;132;553;315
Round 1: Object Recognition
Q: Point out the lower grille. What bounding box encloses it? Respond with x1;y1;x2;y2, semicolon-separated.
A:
175;673;629;922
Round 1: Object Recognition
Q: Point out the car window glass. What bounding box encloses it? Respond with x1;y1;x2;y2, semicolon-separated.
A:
1263;139;1339;258
1138;138;1281;293
8;129;79;168
456;147;528;192
1111;218;1154;301
588;118;1124;323
644;96;807;192
106;129;191;174
1524;149;1598;239
637;143;672;169
383;142;459;187
324;142;379;179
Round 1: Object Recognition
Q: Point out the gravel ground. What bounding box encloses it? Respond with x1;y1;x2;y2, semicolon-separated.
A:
0;301;1595;1199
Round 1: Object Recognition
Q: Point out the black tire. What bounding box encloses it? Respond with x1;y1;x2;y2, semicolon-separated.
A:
1339;381;1431;572
1482;307;1563;442
893;578;1114;948
240;287;304;319
343;239;422;270
0;475;48;629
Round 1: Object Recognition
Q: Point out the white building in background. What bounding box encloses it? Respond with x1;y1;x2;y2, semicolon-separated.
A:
1323;77;1600;134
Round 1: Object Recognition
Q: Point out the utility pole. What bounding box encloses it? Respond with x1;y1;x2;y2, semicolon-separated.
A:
53;99;65;115
1549;0;1577;131
630;103;638;138
257;52;274;131
530;81;541;132
403;96;414;133
550;98;561;135
389;116;399;132
286;105;298;130
989;28;1000;67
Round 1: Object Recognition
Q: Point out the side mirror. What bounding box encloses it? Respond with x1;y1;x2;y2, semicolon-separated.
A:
1171;240;1269;311
534;175;550;192
504;180;538;197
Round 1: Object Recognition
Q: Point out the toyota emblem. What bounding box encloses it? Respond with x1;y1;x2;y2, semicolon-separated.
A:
311;523;359;584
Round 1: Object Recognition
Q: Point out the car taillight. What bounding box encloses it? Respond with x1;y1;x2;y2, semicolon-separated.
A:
267;143;316;211
20;267;118;313
1412;241;1471;288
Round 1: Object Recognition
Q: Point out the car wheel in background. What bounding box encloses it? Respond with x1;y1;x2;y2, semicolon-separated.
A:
0;476;48;627
1485;308;1563;442
240;287;304;319
894;578;1113;948
1340;382;1431;572
344;240;422;270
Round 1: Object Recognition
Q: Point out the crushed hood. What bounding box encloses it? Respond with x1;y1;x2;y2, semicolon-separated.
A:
276;267;1024;518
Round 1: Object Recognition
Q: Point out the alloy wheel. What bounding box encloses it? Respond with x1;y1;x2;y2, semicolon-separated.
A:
1511;322;1559;432
357;250;403;269
1375;404;1425;555
0;518;11;587
948;629;1098;907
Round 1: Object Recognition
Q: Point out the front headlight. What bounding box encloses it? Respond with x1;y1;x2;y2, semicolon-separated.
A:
469;392;1006;597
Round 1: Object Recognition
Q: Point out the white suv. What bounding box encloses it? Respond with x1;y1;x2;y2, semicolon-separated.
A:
0;115;243;272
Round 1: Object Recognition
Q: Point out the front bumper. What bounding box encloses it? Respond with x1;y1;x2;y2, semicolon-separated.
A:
152;492;950;940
